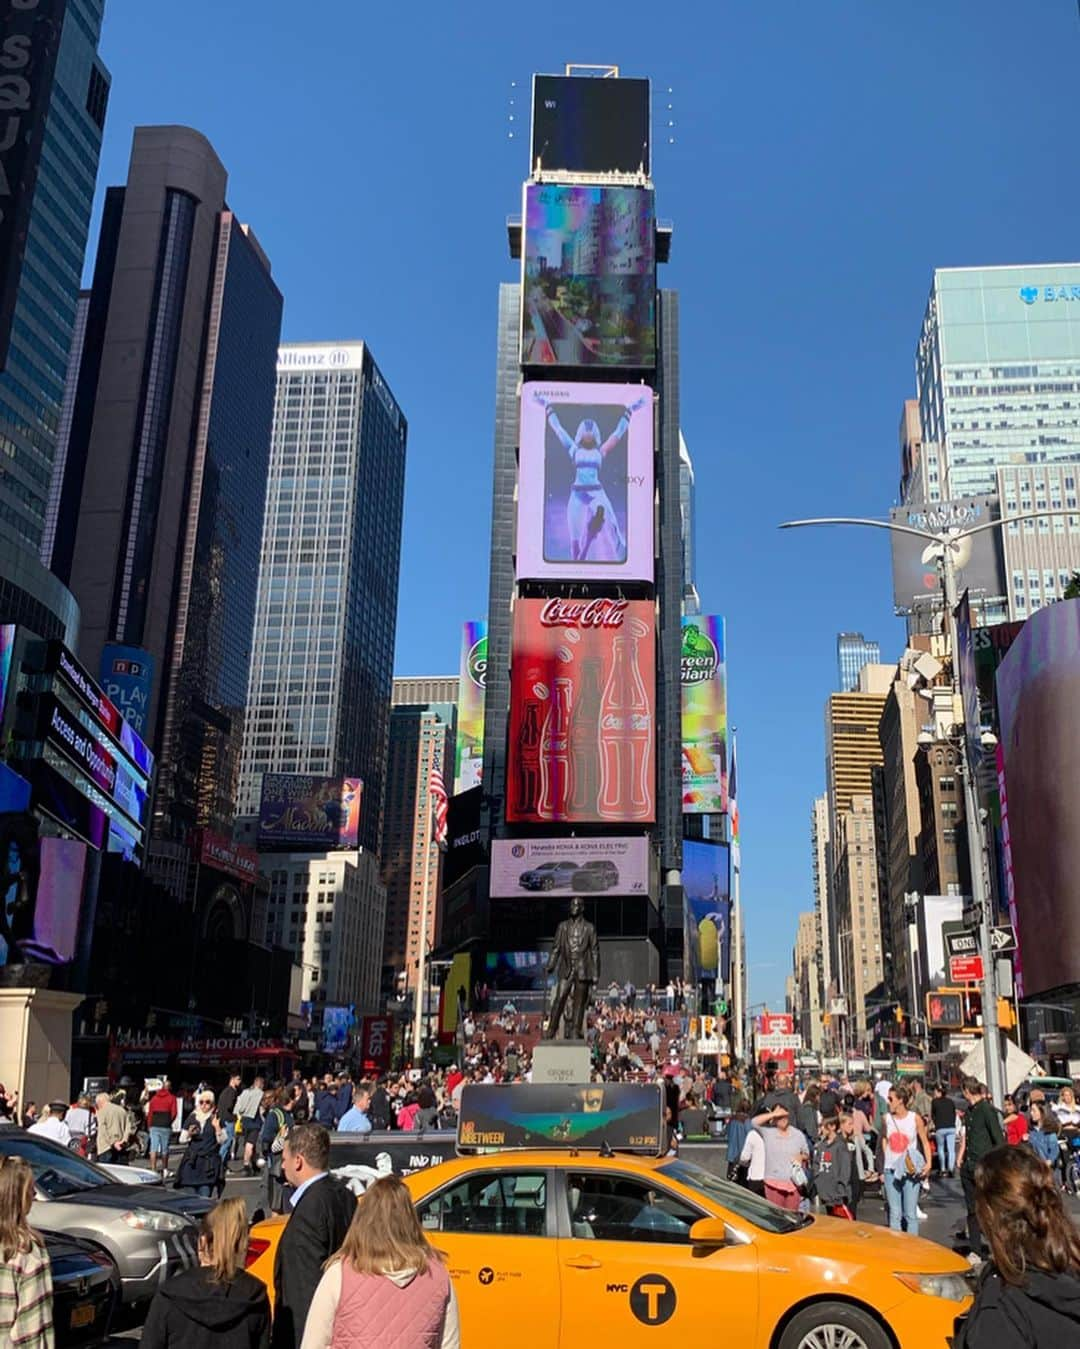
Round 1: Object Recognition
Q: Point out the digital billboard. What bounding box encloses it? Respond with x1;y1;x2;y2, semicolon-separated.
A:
454;621;486;793
322;1003;355;1055
490;836;649;898
507;598;654;824
443;786;485;889
258;774;362;849
522;183;655;369
681;616;727;814
997;601;1080;997
483;950;548;992
889;497;1005;610
517;381;653;582
531;74;650;175
46;642;154;779
0;625;14;729
100;644;155;738
683;841;731;984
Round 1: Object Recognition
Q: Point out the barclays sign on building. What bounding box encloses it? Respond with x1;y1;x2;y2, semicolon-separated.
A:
1019;284;1080;304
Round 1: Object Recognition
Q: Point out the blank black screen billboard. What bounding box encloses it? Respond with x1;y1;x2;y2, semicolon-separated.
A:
531;75;650;176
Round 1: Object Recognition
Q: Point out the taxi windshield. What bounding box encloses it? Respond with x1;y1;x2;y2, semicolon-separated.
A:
657;1160;812;1234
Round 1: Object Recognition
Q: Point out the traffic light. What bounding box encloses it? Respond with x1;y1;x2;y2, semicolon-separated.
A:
997;997;1016;1030
822;1013;831;1028
895;1006;905;1024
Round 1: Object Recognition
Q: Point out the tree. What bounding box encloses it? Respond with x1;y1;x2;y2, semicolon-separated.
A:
1065;572;1080;600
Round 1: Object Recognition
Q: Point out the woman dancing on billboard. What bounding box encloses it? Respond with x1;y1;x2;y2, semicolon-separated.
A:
533;391;649;563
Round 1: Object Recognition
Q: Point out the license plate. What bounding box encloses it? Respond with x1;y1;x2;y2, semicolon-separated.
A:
70;1304;96;1329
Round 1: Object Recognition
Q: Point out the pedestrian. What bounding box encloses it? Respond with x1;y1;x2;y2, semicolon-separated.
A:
1052;1085;1080;1190
271;1124;356;1349
738;1125;766;1196
217;1072;242;1170
910;1076;933;1123
813;1116;855;1219
838;1111;877;1220
260;1088;291;1213
881;1083;932;1236
751;1102;810;1210
368;1079;392;1132
1003;1095;1029;1147
66;1095;93;1154
175;1118;223;1199
0;1156;52;1349
94;1090;132;1165
141;1196;271;1349
300;1173;458;1349
932;1083;959;1177
797;1083;821;1145
314;1076;341;1129
234;1077;265;1177
959;1077;1006;1262
28;1101;71;1147
337;1086;372;1135
1028;1100;1062;1169
146;1078;180;1178
726;1098;749;1180
956;1145;1080;1346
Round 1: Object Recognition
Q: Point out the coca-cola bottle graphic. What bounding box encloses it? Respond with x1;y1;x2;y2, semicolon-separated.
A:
597;631;652;820
516;700;542;816
538;677;573;820
569;658;602;816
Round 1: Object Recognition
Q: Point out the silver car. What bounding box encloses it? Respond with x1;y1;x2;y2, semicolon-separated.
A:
0;1128;210;1308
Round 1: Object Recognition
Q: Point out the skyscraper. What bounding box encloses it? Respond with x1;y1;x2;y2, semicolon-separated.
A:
237;342;407;858
381;676;457;996
679;432;700;615
837;632;880;693
904;264;1080;618
60;127;283;841
810;794;831;998
0;0;109;643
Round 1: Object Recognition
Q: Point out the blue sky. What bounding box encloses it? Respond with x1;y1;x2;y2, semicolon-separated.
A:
92;1;1080;1010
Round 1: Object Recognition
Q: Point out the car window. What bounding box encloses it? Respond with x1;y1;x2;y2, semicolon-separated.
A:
417;1171;547;1236
0;1135;109;1198
657;1160;811;1233
565;1172;702;1244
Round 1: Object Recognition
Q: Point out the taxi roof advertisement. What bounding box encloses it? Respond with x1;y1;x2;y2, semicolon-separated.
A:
517;383;654;583
457;1082;664;1153
490;836;649;899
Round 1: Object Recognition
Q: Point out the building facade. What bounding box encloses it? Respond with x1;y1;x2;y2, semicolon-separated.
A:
792;909;823;1053
837;632;880;693
381;677;457;996
810;794;832;1002
833;794;885;1042
237;342;407;860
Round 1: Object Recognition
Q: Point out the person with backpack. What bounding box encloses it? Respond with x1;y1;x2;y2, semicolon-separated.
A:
959;1077;1006;1263
259;1087;291;1214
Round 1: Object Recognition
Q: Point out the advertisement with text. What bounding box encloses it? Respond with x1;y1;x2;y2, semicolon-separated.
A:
517;381;653;582
258;774;362;849
454;620;486;793
683;840;731;984
681;615;727;814
507;598;655;824
490;835;649;898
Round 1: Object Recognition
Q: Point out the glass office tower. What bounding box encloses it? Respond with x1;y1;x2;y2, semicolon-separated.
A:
837;631;880;693
237;343;408;858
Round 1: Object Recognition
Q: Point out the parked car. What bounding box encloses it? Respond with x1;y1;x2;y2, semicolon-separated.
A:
572;859;620;892
43;1229;119;1347
518;860;578;890
98;1161;163;1186
0;1128;208;1309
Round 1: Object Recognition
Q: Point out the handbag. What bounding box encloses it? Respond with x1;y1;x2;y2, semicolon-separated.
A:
270;1107;288;1154
791;1161;810;1191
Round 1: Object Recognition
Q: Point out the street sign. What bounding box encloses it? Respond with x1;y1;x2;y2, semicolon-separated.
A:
949;954;984;983
944;929;980;959
991;925;1016;954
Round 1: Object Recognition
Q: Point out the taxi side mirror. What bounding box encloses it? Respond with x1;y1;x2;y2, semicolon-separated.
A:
689;1217;728;1246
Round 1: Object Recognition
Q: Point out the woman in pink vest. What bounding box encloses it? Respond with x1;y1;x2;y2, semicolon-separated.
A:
300;1174;459;1349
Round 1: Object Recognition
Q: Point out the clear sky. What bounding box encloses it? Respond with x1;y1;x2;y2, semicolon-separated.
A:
91;1;1080;1010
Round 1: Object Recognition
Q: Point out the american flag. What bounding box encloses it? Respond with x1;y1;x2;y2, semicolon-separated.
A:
429;767;449;850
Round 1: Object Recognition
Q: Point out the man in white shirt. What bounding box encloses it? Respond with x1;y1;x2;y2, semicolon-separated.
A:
28;1101;72;1146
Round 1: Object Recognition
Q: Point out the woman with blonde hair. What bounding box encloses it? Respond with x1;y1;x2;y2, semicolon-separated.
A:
301;1174;459;1348
141;1196;270;1347
0;1156;52;1348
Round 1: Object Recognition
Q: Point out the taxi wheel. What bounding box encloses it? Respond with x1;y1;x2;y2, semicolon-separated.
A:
778;1302;890;1349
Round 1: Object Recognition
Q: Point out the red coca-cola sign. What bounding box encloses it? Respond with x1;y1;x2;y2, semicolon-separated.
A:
507;598;655;824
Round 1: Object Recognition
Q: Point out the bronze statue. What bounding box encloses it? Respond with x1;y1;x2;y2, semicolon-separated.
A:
544;896;599;1041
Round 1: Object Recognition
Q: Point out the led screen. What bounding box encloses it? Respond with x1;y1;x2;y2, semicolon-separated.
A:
490;836;649;898
522;184;655;369
454;621;486;793
258;774;362;849
531;75;650;175
517;381;653;582
683;841;731;984
507;598;655;824
889;497;1005;610
681;616;727;814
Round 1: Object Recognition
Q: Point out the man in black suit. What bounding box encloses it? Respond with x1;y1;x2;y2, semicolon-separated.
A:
271;1123;356;1349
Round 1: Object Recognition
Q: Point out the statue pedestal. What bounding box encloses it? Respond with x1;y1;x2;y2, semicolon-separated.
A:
532;1041;591;1085
0;987;82;1110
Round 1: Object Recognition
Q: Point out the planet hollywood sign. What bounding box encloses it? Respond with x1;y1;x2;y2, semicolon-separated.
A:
539;597;628;628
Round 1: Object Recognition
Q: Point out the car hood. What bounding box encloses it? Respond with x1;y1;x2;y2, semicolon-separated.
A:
784;1215;970;1272
48;1183;209;1217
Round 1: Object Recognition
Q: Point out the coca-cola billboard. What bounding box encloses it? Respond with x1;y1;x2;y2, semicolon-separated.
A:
507;598;655;824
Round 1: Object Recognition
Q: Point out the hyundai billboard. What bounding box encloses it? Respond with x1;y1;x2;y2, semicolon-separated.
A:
522;183;656;368
507;598;655;824
490;836;649;898
517;381;653;582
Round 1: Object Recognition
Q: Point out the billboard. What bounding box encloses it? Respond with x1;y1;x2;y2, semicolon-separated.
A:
258;774;362;849
507;598;654;823
517;381;653;582
454;621;486;793
47;642;154;779
889;497;1005;610
683;841;731;984
0;625;14;728
919;894;965;989
954;590;981;779
997;601;1080;996
322;1004;355;1055
521;183;655;369
681;616;727;814
359;1014;393;1074
458;1082;663;1153
531;74;650;175
100;644;155;738
490;836;649;898
483;950;548;992
443;785;485;889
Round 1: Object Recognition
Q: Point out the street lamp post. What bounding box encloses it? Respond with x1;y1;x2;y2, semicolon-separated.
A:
777;507;1068;1108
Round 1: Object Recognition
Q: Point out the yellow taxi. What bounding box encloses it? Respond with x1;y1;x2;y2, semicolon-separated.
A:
246;1084;972;1347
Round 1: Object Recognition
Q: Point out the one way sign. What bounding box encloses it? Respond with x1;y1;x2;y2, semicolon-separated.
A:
944;925;1016;959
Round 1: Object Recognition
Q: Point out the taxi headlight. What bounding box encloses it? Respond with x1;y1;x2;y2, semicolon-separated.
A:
894;1272;972;1303
121;1208;188;1233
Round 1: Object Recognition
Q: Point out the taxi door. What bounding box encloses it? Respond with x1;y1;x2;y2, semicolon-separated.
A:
414;1166;559;1348
555;1169;760;1346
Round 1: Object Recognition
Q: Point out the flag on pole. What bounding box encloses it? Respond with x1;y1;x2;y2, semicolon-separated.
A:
429;767;449;850
728;733;740;872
